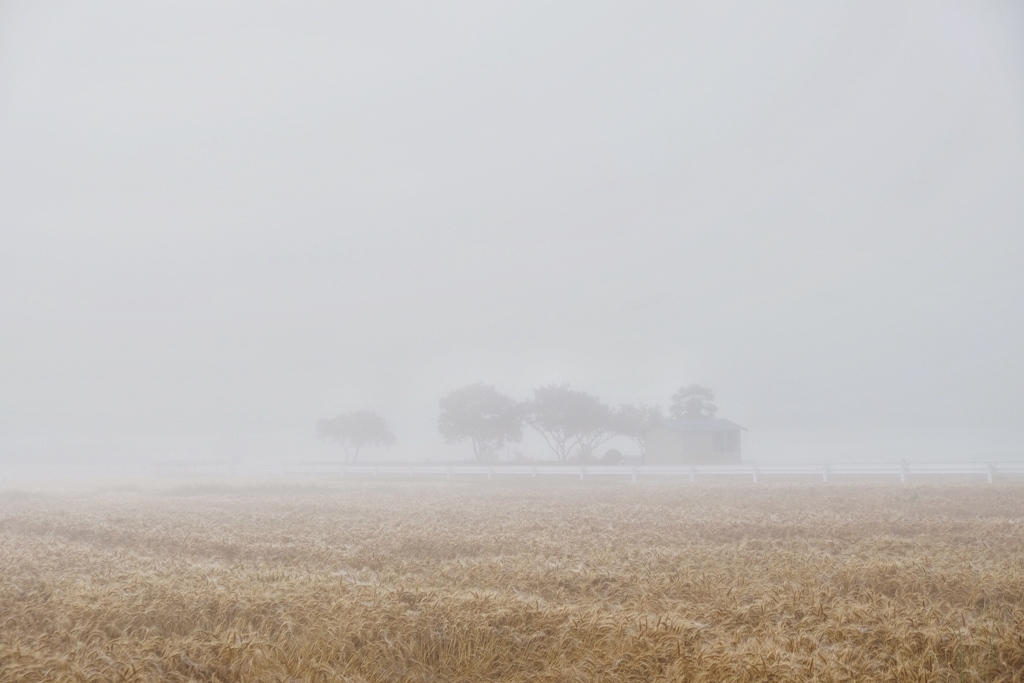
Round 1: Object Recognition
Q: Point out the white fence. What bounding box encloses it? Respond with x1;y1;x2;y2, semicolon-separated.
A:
152;461;1024;484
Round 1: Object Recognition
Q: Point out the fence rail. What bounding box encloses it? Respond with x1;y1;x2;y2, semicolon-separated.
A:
151;461;1024;484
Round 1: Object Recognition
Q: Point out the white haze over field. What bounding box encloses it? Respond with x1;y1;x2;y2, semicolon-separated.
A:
2;1;1023;471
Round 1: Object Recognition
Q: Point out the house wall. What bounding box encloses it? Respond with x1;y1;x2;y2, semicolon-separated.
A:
645;426;742;464
645;426;682;465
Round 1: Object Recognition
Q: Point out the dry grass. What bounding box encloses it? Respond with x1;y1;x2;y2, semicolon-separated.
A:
2;481;1024;682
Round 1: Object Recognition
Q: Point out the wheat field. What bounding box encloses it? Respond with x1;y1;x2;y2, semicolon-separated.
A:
1;481;1023;682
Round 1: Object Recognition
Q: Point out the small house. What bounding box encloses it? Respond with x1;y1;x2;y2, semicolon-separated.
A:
645;418;745;464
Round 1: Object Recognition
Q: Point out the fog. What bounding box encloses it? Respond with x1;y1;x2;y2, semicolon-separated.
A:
2;1;1023;471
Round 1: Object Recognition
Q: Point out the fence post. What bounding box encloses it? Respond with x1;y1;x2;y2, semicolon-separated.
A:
579;466;585;482
487;467;492;480
632;467;638;485
822;465;829;483
900;461;908;484
988;463;995;485
689;467;696;483
532;467;538;478
752;465;759;484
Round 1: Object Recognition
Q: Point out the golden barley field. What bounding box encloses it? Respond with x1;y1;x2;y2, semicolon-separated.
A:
2;480;1024;682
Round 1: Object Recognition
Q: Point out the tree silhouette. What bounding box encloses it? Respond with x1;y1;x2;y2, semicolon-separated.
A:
613;403;663;457
316;410;395;462
523;385;614;461
438;384;522;462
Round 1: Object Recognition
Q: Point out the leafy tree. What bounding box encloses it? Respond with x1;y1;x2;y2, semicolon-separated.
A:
669;385;718;419
523;385;615;461
613;403;663;457
438;384;522;462
316;410;396;462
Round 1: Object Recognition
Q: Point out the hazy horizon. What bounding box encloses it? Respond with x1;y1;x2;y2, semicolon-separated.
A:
2;1;1023;469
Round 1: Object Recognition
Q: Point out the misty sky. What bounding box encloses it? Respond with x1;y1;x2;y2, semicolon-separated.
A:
2;1;1023;465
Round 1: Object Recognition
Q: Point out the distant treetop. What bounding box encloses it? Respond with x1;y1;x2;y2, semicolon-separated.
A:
669;385;718;420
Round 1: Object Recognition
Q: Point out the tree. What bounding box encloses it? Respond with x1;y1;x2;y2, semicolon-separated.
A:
523;385;615;461
613;403;663;457
669;385;718;419
437;384;522;462
316;410;396;462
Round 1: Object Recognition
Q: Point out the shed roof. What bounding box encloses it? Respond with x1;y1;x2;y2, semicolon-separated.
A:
654;418;746;432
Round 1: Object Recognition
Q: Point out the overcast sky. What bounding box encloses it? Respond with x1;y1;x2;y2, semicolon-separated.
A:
2;1;1023;466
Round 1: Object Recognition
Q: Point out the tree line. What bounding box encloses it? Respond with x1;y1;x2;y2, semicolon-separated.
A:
317;384;718;462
